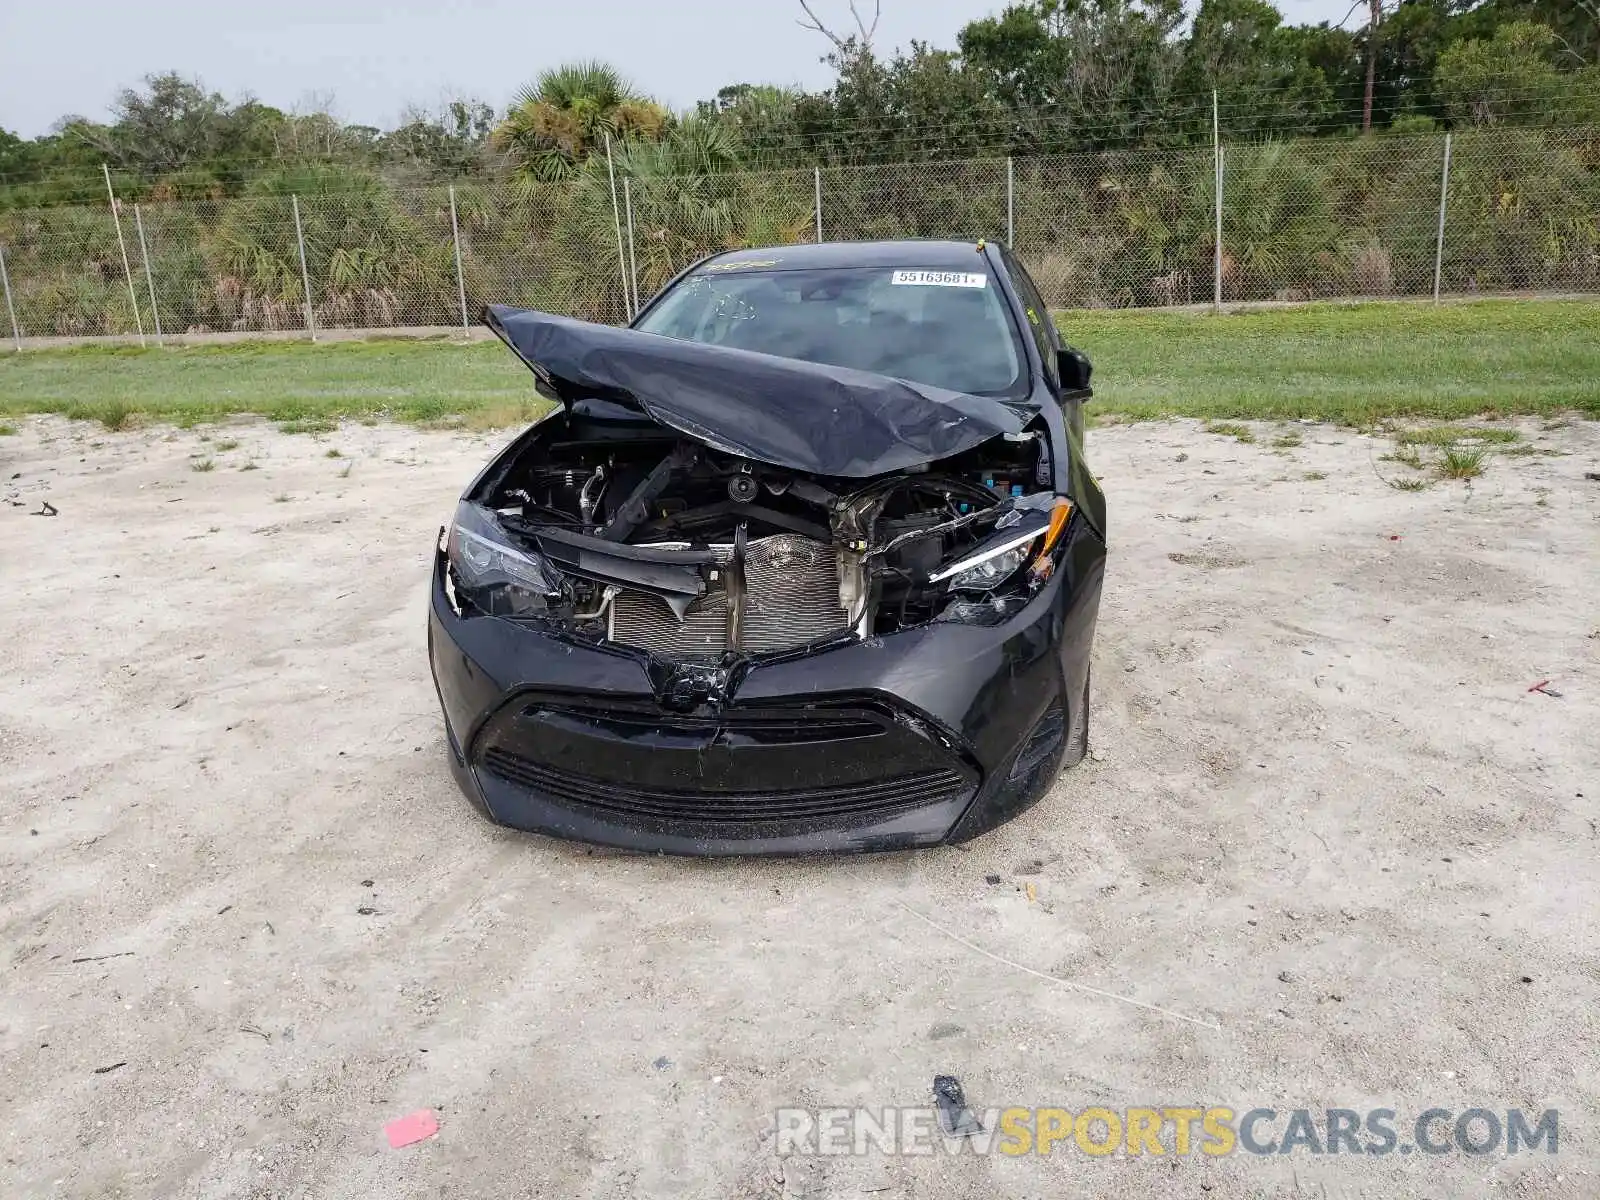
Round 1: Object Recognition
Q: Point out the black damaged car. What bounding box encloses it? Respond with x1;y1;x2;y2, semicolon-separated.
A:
428;239;1106;854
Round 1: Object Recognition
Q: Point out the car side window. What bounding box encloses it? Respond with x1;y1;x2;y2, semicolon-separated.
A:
1003;250;1058;385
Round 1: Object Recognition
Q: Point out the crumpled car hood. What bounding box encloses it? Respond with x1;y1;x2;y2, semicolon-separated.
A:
485;305;1027;477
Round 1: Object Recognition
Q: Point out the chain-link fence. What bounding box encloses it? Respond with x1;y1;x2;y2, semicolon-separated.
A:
1;126;1596;345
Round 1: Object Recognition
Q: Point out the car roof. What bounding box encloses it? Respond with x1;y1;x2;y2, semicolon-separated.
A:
694;239;995;274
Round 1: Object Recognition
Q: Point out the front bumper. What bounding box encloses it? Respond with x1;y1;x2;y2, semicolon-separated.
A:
429;518;1105;854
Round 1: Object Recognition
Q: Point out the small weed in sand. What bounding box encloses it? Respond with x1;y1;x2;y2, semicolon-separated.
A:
1271;432;1302;449
325;447;342;458
191;458;216;472
1391;477;1430;491
239;460;259;471
1437;447;1487;480
1303;471;1327;481
0;424;16;436
215;439;240;451
273;492;291;503
1383;444;1426;469
1204;421;1255;443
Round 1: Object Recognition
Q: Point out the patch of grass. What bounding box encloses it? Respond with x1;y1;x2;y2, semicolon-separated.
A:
1271;431;1302;448
1394;425;1521;446
215;438;240;451
278;417;337;435
1204;421;1255;443
0;423;15;436
273;492;291;503
1391;477;1430;491
239;460;259;471
1303;471;1327;481
1436;446;1487;480
0;301;1596;429
1385;444;1426;469
1500;444;1562;457
65;399;133;430
325;447;342;457
190;457;216;472
1056;300;1600;422
457;398;553;431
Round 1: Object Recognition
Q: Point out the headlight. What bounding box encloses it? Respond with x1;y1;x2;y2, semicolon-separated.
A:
445;501;563;617
929;499;1073;593
937;537;1037;591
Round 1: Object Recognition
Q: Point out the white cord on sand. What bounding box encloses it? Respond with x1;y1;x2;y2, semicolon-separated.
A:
894;898;1222;1032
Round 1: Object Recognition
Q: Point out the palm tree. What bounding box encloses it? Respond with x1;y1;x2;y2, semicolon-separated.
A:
543;114;812;322
493;61;668;183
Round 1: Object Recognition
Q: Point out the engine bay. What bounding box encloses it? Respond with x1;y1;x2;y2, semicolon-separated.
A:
453;402;1064;658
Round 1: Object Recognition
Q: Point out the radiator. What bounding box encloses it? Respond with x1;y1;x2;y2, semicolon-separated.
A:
609;534;849;658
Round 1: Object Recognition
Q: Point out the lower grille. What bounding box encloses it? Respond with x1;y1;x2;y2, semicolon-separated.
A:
481;746;968;825
609;533;849;658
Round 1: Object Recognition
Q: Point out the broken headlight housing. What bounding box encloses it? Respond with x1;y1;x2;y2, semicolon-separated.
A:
445;501;563;617
931;499;1074;594
933;530;1042;592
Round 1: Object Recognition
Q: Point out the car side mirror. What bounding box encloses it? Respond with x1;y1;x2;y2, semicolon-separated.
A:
1057;347;1093;394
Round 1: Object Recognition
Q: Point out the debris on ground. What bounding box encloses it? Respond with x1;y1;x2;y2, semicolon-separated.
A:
32;500;58;517
932;1075;983;1137
93;1062;127;1075
384;1109;440;1149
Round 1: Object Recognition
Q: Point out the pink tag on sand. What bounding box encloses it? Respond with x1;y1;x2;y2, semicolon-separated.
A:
385;1109;440;1149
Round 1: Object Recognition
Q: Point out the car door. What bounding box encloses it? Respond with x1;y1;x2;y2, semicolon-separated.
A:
1001;248;1103;534
1002;249;1087;443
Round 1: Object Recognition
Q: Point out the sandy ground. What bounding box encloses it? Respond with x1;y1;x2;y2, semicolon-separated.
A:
0;414;1596;1200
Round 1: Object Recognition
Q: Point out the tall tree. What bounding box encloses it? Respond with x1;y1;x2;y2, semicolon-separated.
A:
959;0;1187;151
1176;0;1338;136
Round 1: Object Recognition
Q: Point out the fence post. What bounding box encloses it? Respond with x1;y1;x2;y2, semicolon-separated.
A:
449;185;469;333
0;243;20;351
1433;132;1453;305
604;134;632;322
291;195;316;341
1212;92;1223;313
623;176;640;316
814;167;823;243
1006;157;1015;247
133;203;163;344
103;163;146;345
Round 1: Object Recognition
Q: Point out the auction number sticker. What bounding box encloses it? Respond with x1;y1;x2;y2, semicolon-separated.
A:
891;270;988;288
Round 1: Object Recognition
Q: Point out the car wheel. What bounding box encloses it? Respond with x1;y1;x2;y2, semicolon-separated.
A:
1063;665;1090;767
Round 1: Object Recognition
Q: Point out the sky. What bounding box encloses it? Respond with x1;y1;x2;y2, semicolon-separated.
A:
1;0;1358;139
